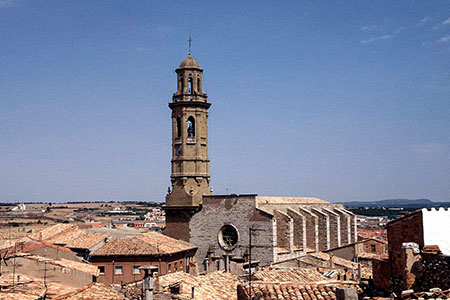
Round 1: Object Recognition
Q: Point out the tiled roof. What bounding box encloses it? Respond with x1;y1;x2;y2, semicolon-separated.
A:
91;232;196;256
158;271;239;300
308;252;358;269
28;223;77;241
242;283;359;300
90;237;158;256
256;197;329;204
53;282;125;300
141;232;197;253
47;227;86;245
12;253;99;276
400;288;450;300
66;233;106;250
0;273;77;300
252;267;329;283
21;241;74;253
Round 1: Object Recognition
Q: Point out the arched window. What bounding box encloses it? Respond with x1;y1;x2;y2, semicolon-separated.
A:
187;116;195;140
197;78;201;93
176;117;181;138
180;77;184;93
188;78;193;95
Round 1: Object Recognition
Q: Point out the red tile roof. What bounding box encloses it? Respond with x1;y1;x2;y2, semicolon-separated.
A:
158;271;239;300
91;232;196;256
252;267;329;283
53;282;125;300
66;233;106;250
0;273;77;299
242;282;359;300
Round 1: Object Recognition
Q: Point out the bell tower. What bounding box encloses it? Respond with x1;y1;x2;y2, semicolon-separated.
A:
164;53;212;241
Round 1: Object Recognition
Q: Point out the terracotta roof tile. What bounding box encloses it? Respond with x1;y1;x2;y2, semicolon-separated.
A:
91;232;196;256
252;267;330;283
66;233;106;250
308;252;358;269
47;227;86;245
243;283;359;300
53;282;125;300
158;271;239;300
28;224;77;241
12;253;99;276
21;241;74;254
0;273;77;299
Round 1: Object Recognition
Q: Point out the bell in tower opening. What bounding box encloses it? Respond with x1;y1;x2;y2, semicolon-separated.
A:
163;53;212;241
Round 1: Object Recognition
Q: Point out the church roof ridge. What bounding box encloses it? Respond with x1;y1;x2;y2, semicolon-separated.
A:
256;196;329;204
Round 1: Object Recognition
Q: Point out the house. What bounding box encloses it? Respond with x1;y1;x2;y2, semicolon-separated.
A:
66;233;107;261
90;231;197;285
324;238;388;261
21;241;81;261
2;253;99;288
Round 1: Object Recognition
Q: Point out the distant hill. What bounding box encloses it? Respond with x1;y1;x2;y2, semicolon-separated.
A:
343;198;450;208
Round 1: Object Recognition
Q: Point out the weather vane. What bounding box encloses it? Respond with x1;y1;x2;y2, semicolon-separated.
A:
188;31;192;55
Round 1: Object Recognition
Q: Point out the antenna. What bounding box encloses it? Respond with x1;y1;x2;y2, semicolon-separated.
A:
188;31;193;56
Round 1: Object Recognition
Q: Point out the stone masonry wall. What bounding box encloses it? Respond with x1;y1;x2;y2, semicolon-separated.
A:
312;208;330;251
323;208;340;249
274;210;293;252
334;208;351;246
298;208;319;252
189;195;275;272
415;253;450;291
287;208;306;251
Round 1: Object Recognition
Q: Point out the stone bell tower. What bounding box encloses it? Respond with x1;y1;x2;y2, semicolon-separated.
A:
164;53;212;241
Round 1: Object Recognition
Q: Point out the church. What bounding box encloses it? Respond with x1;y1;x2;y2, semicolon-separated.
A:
163;53;357;272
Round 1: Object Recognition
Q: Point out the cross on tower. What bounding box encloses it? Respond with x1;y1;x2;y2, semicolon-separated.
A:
188;32;192;55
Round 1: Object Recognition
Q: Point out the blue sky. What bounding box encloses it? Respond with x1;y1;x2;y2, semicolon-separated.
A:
1;0;449;203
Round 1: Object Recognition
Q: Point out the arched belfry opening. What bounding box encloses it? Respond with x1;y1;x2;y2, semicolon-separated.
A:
187;116;195;140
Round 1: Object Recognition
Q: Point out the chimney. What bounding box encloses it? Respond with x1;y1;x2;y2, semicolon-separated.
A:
140;265;158;300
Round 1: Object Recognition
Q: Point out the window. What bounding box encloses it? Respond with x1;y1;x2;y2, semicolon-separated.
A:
98;266;105;275
133;266;141;275
115;266;123;275
371;245;376;253
174;262;178;271
218;224;239;250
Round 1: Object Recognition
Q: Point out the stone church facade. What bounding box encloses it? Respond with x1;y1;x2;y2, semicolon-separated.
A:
163;54;357;272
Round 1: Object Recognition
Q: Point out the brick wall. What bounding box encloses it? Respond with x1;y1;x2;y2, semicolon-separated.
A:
387;211;424;279
372;258;391;291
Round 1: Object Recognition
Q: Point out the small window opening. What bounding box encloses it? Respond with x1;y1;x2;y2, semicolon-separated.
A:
98;266;105;275
133;266;141;274
188;77;193;95
176;117;181;138
115;266;123;275
371;244;376;253
197;78;201;93
187;116;195;139
180;77;184;93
